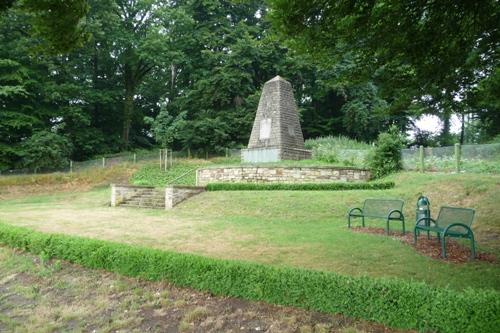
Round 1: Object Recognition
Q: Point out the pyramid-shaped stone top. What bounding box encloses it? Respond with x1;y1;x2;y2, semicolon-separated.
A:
247;76;306;150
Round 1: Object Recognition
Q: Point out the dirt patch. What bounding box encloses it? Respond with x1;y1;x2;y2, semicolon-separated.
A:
0;246;413;333
352;227;496;263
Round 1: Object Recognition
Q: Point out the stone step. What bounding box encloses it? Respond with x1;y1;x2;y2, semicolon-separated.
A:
126;197;164;202
130;193;164;198
124;199;164;204
126;193;164;199
119;203;165;209
125;195;165;200
122;202;165;206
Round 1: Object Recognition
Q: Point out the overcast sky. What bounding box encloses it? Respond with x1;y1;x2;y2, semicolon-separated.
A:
408;114;461;138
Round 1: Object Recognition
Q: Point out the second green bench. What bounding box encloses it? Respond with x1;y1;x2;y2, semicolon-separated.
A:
348;199;405;235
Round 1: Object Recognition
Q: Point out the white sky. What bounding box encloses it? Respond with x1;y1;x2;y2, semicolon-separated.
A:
408;114;461;138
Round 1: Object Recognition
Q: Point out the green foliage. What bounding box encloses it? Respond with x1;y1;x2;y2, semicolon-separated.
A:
21;131;72;172
340;83;388;142
0;223;498;333
1;0;88;53
368;126;405;179
305;136;373;151
145;109;187;148
206;181;394;191
305;136;372;166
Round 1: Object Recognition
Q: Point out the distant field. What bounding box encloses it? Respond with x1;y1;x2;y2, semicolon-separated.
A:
0;171;499;291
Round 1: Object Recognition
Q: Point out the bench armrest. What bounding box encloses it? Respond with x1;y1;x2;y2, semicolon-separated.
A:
387;209;404;219
416;217;436;226
443;223;473;236
348;207;363;216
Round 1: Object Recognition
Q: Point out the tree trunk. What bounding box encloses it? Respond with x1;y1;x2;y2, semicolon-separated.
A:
122;65;135;147
92;41;99;122
122;87;134;147
460;112;465;145
440;109;452;145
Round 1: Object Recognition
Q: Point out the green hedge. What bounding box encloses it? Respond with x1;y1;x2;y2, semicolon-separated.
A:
206;181;395;191
0;223;498;332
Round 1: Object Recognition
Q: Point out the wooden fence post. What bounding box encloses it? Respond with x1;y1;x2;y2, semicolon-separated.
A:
133;153;136;164
167;148;168;171
70;160;73;173
455;143;461;173
102;157;105;168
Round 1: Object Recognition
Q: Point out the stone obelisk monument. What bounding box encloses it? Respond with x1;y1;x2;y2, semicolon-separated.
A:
241;76;311;163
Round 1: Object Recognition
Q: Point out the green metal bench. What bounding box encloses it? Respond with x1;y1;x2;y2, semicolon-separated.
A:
414;206;476;259
347;199;405;235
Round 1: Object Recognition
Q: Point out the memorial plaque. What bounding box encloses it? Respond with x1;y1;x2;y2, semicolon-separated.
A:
260;118;271;140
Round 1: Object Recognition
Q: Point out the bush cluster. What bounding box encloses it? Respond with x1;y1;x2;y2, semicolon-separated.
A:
206;182;394;191
368;126;405;179
0;223;497;332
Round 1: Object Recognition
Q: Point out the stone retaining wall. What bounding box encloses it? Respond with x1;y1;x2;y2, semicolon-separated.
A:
196;166;371;185
110;184;154;207
165;186;205;209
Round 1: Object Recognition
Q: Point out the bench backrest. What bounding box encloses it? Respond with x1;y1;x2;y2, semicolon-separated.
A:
436;206;475;234
362;199;404;217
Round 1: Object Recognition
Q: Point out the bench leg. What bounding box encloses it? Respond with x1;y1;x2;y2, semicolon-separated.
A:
470;234;476;260
401;217;405;235
413;227;418;244
440;234;447;259
348;215;351;228
362;216;365;227
385;219;389;235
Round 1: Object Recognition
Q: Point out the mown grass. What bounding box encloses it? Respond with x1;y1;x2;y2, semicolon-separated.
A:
1;171;499;291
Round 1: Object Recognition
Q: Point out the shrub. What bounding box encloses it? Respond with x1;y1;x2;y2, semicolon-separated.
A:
21;131;72;172
206;182;394;191
368;126;405;179
0;223;498;333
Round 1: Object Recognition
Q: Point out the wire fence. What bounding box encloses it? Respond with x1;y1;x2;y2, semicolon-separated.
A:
2;143;498;176
0;148;240;176
401;143;500;173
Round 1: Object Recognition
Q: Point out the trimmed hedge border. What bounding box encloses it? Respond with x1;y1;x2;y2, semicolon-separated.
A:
206;181;395;191
0;223;498;332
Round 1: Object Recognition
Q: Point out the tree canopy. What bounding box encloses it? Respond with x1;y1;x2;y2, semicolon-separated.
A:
0;0;498;171
269;0;499;143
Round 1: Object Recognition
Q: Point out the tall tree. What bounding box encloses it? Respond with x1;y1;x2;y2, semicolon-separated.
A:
269;0;499;139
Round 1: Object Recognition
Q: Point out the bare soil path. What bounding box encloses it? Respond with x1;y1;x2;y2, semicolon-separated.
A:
0;247;411;333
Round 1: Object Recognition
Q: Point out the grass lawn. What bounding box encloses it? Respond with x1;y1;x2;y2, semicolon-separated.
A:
0;170;499;292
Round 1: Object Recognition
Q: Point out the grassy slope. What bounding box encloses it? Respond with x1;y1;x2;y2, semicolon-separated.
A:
0;169;498;291
0;163;139;200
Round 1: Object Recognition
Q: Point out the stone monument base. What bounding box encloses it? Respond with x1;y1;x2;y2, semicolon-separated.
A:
241;146;311;163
